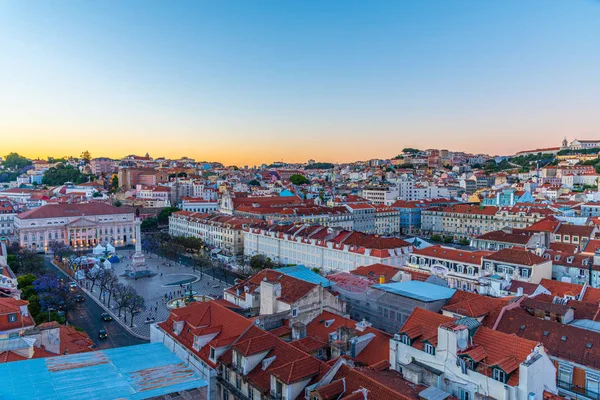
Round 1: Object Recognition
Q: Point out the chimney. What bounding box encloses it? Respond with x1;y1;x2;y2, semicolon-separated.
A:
291;322;306;340
331;340;347;359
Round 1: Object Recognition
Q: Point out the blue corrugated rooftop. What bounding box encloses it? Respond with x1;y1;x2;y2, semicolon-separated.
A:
0;342;207;400
276;265;331;287
373;280;456;302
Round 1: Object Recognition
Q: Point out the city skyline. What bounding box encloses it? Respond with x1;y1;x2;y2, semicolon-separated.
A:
2;0;599;165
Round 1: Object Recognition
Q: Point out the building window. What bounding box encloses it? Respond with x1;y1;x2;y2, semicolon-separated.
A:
459;388;470;400
7;313;17;323
587;372;600;398
401;335;411;345
424;343;435;355
521;269;530;278
292;308;298;317
209;347;215;360
492;368;506;383
558;364;573;387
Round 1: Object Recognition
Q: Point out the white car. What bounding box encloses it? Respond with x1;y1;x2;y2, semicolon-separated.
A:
68;282;77;290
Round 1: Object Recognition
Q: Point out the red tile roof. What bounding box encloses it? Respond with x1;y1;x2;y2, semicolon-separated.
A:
497;308;600;369
413;245;492;265
484;248;547;266
351;264;400;283
400;308;539;386
300;311;391;367
442;291;512;327
0;298;35;332
16;202;131;220
539;278;583;299
157;301;253;368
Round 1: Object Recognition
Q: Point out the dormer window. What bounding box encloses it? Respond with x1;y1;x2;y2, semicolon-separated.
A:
401;334;412;345
492;368;507;383
424;343;435;355
209;347;216;361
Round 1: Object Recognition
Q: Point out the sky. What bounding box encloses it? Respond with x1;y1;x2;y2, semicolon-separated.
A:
1;0;599;166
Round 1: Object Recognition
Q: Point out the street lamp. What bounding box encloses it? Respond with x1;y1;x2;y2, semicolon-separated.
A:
47;307;55;322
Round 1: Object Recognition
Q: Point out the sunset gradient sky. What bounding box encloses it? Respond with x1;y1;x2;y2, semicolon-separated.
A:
1;0;599;166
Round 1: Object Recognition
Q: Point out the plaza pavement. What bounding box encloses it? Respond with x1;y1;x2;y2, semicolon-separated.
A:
84;250;229;338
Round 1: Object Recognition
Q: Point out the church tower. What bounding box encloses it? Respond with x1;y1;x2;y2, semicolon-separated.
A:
561;137;569;150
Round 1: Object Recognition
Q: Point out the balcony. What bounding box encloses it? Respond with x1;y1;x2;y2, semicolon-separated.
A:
558;380;600;400
217;376;251;400
270;391;283;400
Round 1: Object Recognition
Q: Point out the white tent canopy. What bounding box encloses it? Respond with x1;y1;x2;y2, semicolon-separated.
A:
102;259;112;270
93;244;105;255
106;244;115;253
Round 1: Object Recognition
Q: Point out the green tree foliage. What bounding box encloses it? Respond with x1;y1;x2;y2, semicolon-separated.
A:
430;234;442;242
402;148;420;154
111;175;119;190
157;207;181;225
557;147;600;156
171;236;205;253
304;162;334;170
17;274;38;289
248;179;261;186
7;245;44;275
42;164;87;185
289;174;310;185
113;199;122;207
3;152;31;170
249;254;275;272
141;217;159;232
80;150;92;163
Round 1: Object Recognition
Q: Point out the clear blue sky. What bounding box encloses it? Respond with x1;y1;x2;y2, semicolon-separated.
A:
1;0;599;165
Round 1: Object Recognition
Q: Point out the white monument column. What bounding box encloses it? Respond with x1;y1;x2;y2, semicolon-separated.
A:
131;217;146;273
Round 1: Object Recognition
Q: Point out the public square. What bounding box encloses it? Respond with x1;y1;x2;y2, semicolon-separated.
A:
84;249;228;339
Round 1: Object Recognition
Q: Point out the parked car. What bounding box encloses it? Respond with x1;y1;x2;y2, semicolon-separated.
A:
69;282;77;291
98;329;108;339
75;295;85;303
101;313;112;322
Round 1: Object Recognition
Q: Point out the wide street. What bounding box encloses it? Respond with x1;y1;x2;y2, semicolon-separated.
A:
41;257;148;349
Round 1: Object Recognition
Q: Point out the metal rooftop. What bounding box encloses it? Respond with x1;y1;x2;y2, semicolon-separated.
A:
0;342;207;400
276;265;331;287
372;280;456;302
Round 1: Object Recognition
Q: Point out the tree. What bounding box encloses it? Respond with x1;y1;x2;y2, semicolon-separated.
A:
141;217;159;232
33;274;77;323
92;191;102;198
402;148;420;154
249;254;274;272
157;207;180;225
85;268;101;293
125;289;145;328
248;179;261;186
113;283;133;319
193;252;212;279
17;274;38;289
111;176;119;190
42;164;87;185
80;150;91;163
7;245;44;275
304;162;334;170
289;174;310;185
98;269;118;306
3;152;30;170
113;199;122;207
